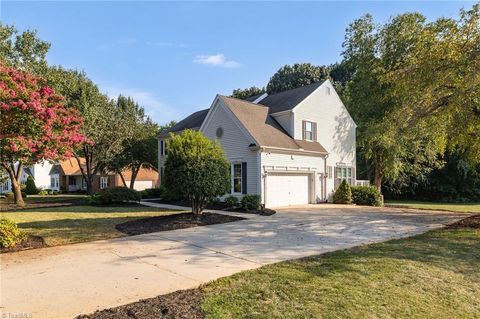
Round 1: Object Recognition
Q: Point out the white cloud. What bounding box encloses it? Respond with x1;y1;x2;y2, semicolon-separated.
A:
104;87;179;123
193;54;241;68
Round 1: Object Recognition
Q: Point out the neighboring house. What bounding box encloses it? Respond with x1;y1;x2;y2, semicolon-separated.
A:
49;158;159;192
159;80;365;207
0;161;54;194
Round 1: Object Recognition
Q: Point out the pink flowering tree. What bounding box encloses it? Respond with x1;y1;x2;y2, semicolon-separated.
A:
0;64;85;206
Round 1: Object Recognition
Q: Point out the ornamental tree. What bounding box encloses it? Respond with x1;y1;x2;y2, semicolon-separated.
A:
164;130;230;215
0;64;84;206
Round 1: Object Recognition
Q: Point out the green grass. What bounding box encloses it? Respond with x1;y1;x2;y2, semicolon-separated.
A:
0;205;181;246
385;200;480;213
201;227;480;318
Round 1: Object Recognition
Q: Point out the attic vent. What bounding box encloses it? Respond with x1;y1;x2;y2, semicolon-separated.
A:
326;87;331;95
216;127;224;139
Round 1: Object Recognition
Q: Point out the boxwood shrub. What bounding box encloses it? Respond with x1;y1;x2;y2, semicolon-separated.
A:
0;218;26;248
225;195;239;207
241;194;261;211
333;180;352;204
351;186;383;206
90;187;141;205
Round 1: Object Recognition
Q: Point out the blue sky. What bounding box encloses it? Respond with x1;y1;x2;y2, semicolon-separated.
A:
1;1;474;124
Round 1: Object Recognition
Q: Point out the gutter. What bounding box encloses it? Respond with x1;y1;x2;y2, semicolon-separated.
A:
259;145;328;157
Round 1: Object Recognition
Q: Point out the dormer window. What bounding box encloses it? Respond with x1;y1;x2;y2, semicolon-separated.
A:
302;120;317;141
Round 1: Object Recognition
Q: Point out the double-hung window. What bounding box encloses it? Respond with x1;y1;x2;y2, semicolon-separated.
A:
302;120;317;141
232;163;242;194
100;177;108;189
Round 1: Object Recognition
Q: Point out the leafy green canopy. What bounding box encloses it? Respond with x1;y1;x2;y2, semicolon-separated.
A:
164;130;230;214
231;86;266;100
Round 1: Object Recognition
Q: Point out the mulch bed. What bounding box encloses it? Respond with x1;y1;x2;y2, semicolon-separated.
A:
446;215;480;229
75;288;204;319
0;199;87;211
115;212;245;235
0;235;47;253
150;199;276;216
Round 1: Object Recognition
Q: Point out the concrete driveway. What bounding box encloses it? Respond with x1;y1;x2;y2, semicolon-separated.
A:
0;205;463;319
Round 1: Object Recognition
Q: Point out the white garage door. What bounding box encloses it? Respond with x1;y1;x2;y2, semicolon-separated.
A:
126;180;153;191
266;174;310;208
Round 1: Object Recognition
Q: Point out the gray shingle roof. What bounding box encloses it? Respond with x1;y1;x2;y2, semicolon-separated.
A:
259;81;324;113
219;96;328;154
244;93;265;102
162;108;209;136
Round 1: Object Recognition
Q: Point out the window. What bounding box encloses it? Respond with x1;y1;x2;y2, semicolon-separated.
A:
51;177;59;188
327;166;333;179
160;140;164;156
303;121;316;141
335;166;354;189
100;177;108;189
232;163;242;194
69;177;76;186
82;178;87;189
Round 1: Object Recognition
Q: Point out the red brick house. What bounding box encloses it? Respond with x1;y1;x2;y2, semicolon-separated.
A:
49;158;158;193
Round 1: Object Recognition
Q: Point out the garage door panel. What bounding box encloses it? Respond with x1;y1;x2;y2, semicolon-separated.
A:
125;180;153;191
266;174;310;207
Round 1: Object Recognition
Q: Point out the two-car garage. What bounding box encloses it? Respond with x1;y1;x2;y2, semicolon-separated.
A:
265;173;313;208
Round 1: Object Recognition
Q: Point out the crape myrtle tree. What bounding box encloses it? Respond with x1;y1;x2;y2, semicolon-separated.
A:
0;64;84;206
164;130;230;215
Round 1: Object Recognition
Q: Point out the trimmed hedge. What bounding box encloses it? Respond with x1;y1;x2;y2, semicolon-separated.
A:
139;187;164;199
333;180;352;204
241;194;261;211
5;191;27;201
0;218;25;248
351;186;383;206
90;187;141;205
225;195;239;207
25;176;38;195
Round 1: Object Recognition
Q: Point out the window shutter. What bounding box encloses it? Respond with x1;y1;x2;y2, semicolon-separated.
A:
312;122;317;141
160;140;164;156
302;120;306;140
242;162;247;194
352;167;356;184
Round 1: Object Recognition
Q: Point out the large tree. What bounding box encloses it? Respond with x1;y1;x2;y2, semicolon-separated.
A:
106;95;159;189
0;65;84;205
342;13;449;191
266;63;331;94
231;86;265;100
164;130;230;215
0;23;50;75
46;67;125;194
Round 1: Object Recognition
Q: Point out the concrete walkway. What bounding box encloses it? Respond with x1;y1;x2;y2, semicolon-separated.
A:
0;205;464;319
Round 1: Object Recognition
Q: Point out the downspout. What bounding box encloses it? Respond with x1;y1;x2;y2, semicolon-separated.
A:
324;154;329;202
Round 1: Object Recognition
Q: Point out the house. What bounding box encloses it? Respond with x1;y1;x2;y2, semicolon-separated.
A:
49;158;159;192
0;162;54;194
159;80;363;207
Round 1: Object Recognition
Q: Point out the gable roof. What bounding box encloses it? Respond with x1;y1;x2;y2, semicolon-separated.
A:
244;93;265;102
161;108;209;136
218;95;327;154
258;81;324;114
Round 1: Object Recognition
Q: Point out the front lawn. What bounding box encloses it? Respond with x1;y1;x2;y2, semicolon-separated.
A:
81;217;480;318
0;205;181;247
385;200;480;213
201;224;480;318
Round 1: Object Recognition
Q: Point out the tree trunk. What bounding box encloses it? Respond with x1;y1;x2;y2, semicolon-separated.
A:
118;171;127;187
2;162;25;207
129;166;140;190
191;197;204;215
373;156;383;193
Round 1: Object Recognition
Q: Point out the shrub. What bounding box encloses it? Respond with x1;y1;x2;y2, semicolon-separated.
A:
91;187;141;205
141;187;164;199
38;190;48;195
0;218;26;248
241;194;261;211
52;191;59;195
209;197;221;206
164;130;230;214
225;195;239;207
351;186;383;206
333;180;352;204
25;176;38;195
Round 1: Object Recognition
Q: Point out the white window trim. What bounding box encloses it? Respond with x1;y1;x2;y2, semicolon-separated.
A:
231;162;242;195
100;177;108;189
335;166;354;186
